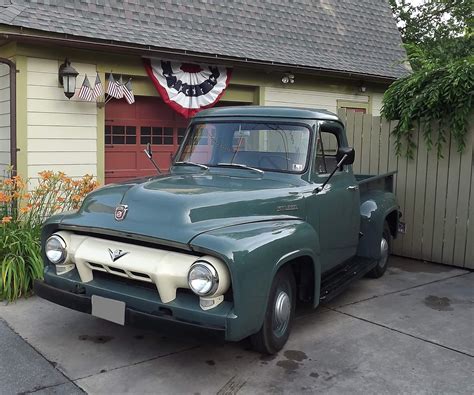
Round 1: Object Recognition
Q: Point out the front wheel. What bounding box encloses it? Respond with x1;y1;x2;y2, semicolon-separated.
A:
367;222;391;278
250;266;296;354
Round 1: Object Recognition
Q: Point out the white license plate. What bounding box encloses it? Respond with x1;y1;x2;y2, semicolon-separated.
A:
91;295;125;325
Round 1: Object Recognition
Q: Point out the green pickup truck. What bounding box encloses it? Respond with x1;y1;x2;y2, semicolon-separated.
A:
34;107;401;354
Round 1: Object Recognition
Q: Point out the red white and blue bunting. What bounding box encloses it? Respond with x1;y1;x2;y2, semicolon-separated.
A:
144;58;232;118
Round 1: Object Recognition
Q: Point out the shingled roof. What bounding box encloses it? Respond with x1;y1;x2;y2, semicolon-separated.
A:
0;0;408;80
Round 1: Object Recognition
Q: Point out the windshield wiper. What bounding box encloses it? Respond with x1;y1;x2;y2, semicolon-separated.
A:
174;161;209;170
216;163;264;175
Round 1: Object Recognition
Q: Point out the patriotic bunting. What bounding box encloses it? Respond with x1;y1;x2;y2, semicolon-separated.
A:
78;74;93;101
144;58;232;118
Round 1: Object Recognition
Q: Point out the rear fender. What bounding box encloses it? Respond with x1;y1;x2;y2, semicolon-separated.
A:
190;220;321;341
357;190;399;259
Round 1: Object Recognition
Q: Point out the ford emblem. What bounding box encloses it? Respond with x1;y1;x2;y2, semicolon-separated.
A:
114;204;128;221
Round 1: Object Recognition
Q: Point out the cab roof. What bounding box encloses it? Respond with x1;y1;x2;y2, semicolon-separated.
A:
193;106;342;122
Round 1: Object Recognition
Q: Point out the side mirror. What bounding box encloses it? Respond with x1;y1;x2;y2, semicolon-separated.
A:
336;147;355;166
145;143;153;159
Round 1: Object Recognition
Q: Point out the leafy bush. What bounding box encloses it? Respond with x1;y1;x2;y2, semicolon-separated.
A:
382;57;474;158
0;171;99;301
0;223;42;301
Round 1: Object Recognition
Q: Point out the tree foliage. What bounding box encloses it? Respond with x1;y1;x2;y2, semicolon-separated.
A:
383;0;473;157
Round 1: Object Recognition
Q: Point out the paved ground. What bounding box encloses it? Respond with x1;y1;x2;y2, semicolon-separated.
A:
0;256;473;394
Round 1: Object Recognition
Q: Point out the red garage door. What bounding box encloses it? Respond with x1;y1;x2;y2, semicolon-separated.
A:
105;96;188;184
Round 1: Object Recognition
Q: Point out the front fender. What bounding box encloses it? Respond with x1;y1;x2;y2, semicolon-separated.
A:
189;219;320;341
357;190;398;259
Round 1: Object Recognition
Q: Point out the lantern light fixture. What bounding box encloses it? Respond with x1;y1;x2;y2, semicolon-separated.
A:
58;58;79;99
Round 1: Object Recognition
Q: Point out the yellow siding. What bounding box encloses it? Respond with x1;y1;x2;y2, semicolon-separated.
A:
265;87;384;116
0;64;10;176
26;57;98;179
371;93;384;116
264;87;369;113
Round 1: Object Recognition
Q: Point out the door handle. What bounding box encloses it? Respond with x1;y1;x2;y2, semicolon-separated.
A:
347;185;359;191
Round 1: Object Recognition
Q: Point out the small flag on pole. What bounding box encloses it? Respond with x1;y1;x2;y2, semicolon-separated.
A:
92;73;103;99
78;75;94;101
123;78;135;104
106;73;123;99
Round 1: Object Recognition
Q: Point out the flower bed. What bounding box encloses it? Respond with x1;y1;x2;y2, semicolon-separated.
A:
1;171;99;301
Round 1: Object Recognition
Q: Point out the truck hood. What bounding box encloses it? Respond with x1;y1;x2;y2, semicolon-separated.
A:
60;171;306;245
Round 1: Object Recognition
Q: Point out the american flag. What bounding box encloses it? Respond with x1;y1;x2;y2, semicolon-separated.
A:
107;74;123;99
92;73;103;99
123;79;135;104
78;75;94;101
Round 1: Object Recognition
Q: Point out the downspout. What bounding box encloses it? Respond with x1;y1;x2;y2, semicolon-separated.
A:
0;58;17;176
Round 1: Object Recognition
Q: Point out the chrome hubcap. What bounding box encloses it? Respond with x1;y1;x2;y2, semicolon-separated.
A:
273;290;291;336
379;237;389;268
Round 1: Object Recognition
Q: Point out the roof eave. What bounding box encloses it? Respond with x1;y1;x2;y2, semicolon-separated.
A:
0;29;401;83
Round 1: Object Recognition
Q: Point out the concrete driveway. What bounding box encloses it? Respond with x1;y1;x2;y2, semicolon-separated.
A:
1;257;473;394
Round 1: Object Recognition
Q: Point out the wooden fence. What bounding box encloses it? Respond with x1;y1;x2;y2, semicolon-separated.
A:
338;110;473;269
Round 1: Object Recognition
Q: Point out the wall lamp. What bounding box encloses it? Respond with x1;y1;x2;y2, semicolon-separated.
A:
58;58;79;99
281;72;295;84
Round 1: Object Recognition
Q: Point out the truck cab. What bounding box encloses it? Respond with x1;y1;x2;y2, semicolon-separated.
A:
35;107;400;354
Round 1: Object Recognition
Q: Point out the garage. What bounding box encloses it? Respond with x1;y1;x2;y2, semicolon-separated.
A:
105;96;251;184
104;96;188;184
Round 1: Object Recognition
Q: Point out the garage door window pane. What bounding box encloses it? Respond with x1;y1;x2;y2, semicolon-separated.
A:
113;135;125;144
114;126;125;135
152;127;163;144
140;127;151;145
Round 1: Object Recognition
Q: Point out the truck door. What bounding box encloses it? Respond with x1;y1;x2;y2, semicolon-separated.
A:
307;124;360;271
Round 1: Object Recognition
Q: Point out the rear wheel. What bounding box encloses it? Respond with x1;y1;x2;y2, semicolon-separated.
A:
367;222;391;278
250;266;296;354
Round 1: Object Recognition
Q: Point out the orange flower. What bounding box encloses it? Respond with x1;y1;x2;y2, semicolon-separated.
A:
23;193;31;199
72;194;82;202
0;192;9;203
38;170;53;180
1;216;12;224
57;197;65;202
19;206;31;214
3;178;13;185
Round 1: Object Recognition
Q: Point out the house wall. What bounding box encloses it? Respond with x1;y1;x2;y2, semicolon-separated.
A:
3;42;390;184
26;57;97;181
0;63;10;176
264;87;384;116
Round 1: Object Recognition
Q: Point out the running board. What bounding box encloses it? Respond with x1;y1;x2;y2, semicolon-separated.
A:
319;257;378;303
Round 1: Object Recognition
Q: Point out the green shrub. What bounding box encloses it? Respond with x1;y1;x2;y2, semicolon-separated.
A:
0;223;42;301
1;171;99;301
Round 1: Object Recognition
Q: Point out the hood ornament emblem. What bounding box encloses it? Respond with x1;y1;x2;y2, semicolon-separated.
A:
108;248;129;262
114;204;128;221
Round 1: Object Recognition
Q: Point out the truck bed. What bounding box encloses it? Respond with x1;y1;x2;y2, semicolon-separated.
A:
355;171;396;193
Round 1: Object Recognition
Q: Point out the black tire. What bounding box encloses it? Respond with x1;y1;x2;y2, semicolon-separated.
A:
367;222;392;278
250;266;296;354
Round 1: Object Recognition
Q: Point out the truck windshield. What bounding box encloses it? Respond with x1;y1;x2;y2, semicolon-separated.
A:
176;122;311;173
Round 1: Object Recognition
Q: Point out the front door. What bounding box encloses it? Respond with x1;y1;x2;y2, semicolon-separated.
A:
307;127;360;271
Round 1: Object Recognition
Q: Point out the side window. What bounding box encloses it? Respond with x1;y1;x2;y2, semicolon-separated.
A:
315;131;339;174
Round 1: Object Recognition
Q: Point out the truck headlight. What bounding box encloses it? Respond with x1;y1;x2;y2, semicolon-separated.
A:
45;235;67;264
187;261;219;296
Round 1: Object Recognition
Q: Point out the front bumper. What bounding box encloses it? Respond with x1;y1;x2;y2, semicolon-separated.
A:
34;280;225;341
34;266;235;341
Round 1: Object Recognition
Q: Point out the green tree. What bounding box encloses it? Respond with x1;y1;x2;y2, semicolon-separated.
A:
383;0;473;157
